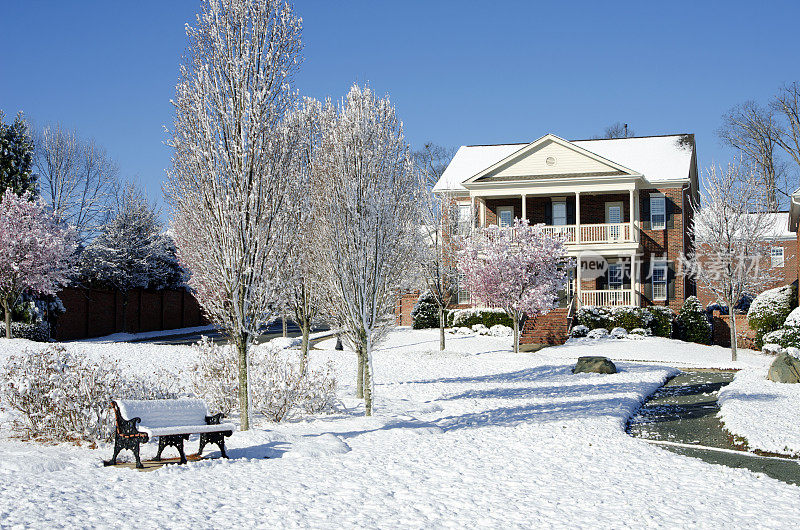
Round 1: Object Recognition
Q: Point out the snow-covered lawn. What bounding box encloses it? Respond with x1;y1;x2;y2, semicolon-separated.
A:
1;328;799;528
718;367;800;457
541;335;772;370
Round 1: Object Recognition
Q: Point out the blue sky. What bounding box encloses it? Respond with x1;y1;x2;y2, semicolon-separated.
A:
2;1;798;211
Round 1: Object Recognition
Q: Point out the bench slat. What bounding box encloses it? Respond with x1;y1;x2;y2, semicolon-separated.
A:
117;398;210;430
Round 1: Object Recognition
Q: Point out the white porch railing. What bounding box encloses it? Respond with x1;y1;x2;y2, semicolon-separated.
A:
541;225;577;242
478;222;635;245
580;289;636;307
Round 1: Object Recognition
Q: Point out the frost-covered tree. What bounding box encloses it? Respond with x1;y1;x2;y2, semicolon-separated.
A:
80;183;161;329
33;124;118;243
418;188;460;350
0;190;76;338
314;85;424;416
458;219;569;353
683;162;779;361
281;98;330;371
166;0;303;430
0;111;37;197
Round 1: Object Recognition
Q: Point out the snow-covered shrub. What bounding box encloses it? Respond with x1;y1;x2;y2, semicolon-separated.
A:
451;308;513;329
762;343;783;356
676;296;712;344
488;324;513;337
10;321;50;342
411;291;440;329
1;345;176;442
611;307;654;332
570;324;589;338
629;327;651;336
610;327;628;339
648;306;675;338
190;337;337;423
575;306;612;330
455;326;473;335
472;324;490;335
587;328;609;339
190;337;239;415
784;307;800;328
760;326;800;350
748;284;797;347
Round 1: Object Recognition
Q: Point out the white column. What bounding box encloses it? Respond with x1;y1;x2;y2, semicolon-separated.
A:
576;252;582;307
575;191;581;244
471;195;477;229
630;250;637;306
521;194;527;224
628;189;635;242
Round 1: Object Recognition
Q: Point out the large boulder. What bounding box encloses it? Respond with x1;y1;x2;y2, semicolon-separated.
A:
573;356;617;374
767;352;800;383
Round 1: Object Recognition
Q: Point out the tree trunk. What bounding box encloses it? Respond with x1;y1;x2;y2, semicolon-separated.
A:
282;314;287;338
363;346;373;416
729;313;738;362
513;314;519;353
121;291;128;333
3;300;11;339
299;318;311;374
356;343;364;399
439;307;446;351
236;333;250;431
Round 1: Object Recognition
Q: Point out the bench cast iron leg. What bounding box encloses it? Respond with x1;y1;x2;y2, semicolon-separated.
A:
199;432;230;459
132;442;143;469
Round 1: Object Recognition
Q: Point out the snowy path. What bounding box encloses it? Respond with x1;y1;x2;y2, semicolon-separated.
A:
1;329;800;527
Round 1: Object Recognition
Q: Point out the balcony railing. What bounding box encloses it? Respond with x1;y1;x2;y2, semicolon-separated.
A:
580;289;637;307
540;223;634;244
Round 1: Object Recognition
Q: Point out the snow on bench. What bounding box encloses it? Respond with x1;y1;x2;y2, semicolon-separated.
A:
107;398;235;468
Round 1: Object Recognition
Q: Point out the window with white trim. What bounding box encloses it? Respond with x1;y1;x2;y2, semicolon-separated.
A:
652;262;668;301
771;246;785;268
650;194;666;230
552;199;567;226
497;206;514;228
457;271;470;304
457;204;471;233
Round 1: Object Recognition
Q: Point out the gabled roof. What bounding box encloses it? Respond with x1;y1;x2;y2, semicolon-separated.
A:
433;134;694;193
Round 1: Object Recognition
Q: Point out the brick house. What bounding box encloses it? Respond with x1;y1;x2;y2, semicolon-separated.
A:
432;133;699;347
696;211;799;308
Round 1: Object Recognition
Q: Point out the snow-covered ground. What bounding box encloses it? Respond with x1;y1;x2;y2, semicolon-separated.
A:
1;328;799;528
718;367;800;457
543;335;772;370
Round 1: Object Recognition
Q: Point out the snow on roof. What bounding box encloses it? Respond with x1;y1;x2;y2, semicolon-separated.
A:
432;134;694;192
694;212;794;241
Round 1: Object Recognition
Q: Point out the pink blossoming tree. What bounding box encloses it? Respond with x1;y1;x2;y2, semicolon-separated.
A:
458;219;570;352
0;189;76;338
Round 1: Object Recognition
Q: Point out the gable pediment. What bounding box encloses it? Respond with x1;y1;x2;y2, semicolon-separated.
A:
466;134;639;184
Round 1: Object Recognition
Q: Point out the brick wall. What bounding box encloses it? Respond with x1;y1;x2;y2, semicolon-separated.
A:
395;290;420;326
712;313;757;349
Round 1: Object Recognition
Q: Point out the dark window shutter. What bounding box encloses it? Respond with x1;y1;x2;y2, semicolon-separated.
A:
545;201;553;225
566;200;576;225
666;196;675;229
667;262;676;299
641;194;651;230
642;267;653;301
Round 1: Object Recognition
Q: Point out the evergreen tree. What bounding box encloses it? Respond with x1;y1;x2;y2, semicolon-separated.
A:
0;111;37;197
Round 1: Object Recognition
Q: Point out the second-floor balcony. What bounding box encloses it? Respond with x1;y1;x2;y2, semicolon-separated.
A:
468;188;641;246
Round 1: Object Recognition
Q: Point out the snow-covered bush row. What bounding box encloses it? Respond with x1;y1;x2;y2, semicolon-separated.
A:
575;305;673;337
190;337;337;423
449;308;512;329
0;345;177;442
630;327;651;336
676;296;712;345
10;321;50;342
748;284;797;347
759;307;800;350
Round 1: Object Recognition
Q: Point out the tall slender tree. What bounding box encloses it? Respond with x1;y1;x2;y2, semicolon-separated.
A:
314;85;424;415
166;0;304;430
683;162;779;361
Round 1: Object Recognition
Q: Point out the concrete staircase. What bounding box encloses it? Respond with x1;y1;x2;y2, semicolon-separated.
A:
519;308;570;351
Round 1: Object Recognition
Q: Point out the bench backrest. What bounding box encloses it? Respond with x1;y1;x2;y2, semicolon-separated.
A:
115;399;209;428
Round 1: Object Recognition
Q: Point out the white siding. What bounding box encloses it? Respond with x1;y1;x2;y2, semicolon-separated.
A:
487;140;617;178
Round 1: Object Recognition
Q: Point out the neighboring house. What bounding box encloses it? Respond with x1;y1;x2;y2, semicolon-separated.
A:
696;211;798;308
432;133;699;347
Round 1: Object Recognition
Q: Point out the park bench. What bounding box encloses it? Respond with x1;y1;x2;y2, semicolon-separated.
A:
107;398;235;468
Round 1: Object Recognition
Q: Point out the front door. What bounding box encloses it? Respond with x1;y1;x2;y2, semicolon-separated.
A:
605;202;623;241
